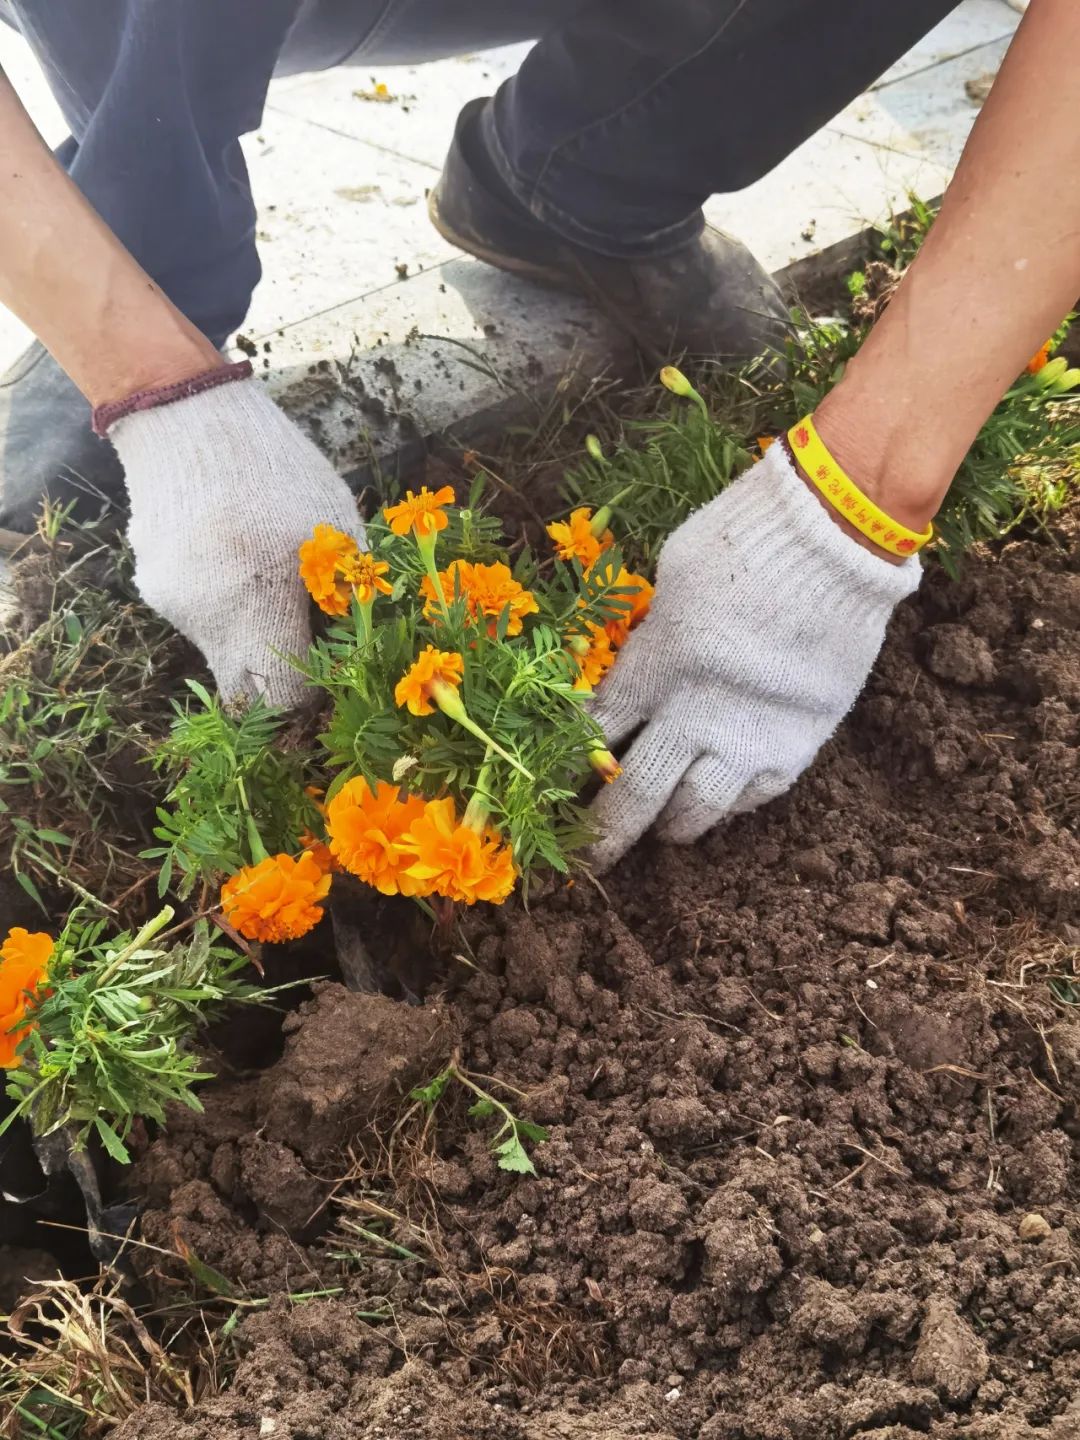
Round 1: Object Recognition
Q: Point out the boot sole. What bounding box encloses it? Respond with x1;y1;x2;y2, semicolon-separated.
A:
427;188;581;295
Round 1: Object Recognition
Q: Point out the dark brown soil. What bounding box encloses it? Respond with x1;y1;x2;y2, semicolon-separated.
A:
113;516;1078;1440
0;1246;58;1313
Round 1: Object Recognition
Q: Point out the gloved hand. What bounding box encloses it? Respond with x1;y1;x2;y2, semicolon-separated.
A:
107;376;364;707
588;442;923;869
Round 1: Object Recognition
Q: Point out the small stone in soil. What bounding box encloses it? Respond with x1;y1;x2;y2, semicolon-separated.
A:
1018;1212;1052;1242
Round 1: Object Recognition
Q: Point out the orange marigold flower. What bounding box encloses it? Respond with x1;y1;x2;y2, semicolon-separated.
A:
353;552;393;607
325;777;427;896
602;567;654;647
383;485;455;539
757;435;776;454
570;624;617;692
220;852;331;944
420;559;539;637
464;561;539;636
394;645;465;716
299;524;362;617
400;797;517;905
1027;341;1053;375
546;508;614;569
0;928;52;1069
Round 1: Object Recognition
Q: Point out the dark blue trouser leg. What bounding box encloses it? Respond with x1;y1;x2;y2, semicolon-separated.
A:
487;0;961;256
279;0;583;72
2;0;960;335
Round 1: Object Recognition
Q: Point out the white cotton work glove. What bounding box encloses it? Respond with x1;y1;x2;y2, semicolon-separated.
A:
588;442;923;870
107;376;364;707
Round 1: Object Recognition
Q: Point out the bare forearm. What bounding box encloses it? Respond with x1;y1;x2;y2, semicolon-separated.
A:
0;69;218;406
815;0;1080;531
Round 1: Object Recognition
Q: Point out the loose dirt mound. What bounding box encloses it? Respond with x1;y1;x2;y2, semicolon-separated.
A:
255;983;454;1168
117;519;1078;1440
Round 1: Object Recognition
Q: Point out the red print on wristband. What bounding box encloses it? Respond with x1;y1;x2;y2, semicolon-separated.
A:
794;426;810;448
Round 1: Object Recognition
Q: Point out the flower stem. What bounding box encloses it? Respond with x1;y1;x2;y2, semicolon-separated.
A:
93;906;175;989
590;484;636;536
457;714;534;781
412;894;439;925
417;531;452;627
236;778;269;864
358;598;374;646
432;683;534;780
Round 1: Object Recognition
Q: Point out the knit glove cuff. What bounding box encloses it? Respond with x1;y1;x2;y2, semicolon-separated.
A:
91;360;252;436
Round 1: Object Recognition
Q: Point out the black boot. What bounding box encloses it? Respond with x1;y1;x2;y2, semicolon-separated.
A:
430;99;790;365
0;343;124;532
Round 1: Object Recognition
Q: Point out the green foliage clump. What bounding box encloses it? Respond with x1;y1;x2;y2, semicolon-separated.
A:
562;409;754;573
1;907;278;1162
145;681;320;898
936;375;1080;569
0;516;180;909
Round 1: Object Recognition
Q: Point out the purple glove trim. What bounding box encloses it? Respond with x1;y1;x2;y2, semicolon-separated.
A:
91;360;254;436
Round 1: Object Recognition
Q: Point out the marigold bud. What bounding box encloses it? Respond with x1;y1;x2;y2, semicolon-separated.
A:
660;365;693;396
590;505;614;538
659;365;708;417
589;748;622;783
1048;366;1080;393
1034;356;1069;388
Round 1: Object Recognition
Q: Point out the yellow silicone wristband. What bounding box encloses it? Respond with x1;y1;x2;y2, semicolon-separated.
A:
787;415;933;558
